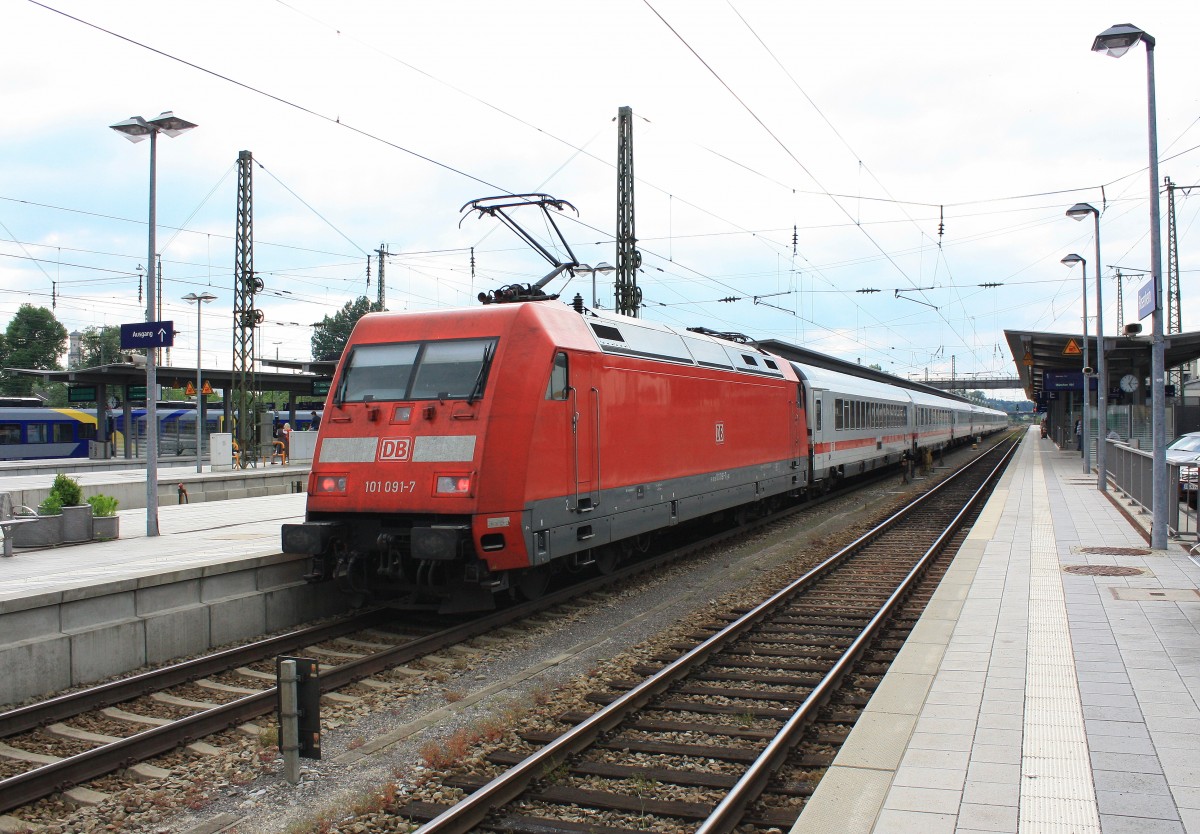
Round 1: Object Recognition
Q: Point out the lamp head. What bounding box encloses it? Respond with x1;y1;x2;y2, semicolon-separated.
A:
1092;23;1153;58
183;292;217;305
1061;254;1085;268
147;111;198;138
109;116;151;143
1066;203;1098;221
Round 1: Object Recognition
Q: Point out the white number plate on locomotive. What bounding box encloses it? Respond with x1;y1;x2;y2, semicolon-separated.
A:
364;480;417;493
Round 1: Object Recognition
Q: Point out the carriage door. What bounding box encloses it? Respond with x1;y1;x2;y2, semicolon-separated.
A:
567;354;599;513
808;389;820;482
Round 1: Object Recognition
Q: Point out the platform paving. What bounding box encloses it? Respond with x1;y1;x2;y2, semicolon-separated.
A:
792;425;1200;834
0;492;304;600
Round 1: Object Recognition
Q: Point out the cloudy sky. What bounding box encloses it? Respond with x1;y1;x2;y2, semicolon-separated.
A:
2;0;1198;399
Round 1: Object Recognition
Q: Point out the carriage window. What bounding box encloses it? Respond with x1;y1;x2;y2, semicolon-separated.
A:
815;398;822;431
545;352;569;400
834;398;844;430
0;424;18;444
52;424;75;442
27;423;49;443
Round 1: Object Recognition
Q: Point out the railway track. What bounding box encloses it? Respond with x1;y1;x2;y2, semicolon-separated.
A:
395;434;1020;834
0;439;1004;825
0;473;847;820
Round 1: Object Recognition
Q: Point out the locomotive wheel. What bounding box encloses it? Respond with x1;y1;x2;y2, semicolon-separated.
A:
513;565;551;601
594;546;620;576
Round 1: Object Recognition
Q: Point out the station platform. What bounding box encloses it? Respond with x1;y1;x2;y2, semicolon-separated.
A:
0;493;349;707
0;459;311;512
794;425;1200;834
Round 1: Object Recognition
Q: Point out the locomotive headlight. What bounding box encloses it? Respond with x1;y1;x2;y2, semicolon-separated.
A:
314;475;348;494
435;474;472;495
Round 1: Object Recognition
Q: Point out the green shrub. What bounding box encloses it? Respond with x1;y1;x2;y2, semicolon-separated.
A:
38;494;64;516
87;494;119;517
51;473;84;507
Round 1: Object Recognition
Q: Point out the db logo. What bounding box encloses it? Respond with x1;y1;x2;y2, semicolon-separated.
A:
379;437;412;461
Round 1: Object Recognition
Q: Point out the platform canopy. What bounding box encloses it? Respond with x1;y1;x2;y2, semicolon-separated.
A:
1004;328;1200;403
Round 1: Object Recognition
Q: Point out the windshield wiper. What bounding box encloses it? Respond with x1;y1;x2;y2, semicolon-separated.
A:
468;344;495;405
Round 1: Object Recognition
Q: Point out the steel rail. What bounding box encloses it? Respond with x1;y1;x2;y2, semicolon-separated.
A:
0;609;390;738
412;435;1020;834
696;436;1020;834
0;488;812;816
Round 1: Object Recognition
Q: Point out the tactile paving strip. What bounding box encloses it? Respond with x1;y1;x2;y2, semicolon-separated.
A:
1019;454;1101;833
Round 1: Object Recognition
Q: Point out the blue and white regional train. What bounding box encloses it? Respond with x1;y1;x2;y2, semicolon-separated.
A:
0;406;321;461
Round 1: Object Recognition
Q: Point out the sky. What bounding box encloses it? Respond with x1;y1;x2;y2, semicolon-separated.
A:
2;0;1198;402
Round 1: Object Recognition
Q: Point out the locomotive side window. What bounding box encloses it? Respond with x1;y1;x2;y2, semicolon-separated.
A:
545;352;569;400
0;423;19;444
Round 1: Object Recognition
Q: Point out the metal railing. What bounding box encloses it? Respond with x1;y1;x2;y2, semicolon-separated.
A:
1105;440;1195;540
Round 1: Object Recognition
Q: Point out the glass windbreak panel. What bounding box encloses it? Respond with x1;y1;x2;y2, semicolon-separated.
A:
410;339;497;400
340;343;420;402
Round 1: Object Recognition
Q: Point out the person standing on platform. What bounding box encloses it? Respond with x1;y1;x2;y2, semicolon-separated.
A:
310;410;320;431
280;421;292;463
1075;419;1082;453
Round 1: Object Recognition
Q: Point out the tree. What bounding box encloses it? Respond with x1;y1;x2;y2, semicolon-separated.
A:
78;325;124;368
310;296;382;361
0;305;67;395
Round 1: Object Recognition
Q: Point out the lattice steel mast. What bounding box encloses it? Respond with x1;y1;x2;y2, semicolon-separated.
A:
615;106;642;317
1166;177;1183;394
232;150;262;462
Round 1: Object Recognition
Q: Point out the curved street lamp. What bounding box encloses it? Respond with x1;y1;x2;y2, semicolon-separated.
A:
1092;23;1166;548
1062;253;1090;474
1067;203;1108;492
110;111;197;536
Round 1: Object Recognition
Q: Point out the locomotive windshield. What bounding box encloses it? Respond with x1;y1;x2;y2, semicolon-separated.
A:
337;338;498;403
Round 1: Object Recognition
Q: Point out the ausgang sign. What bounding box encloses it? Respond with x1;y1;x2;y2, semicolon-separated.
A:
120;321;175;349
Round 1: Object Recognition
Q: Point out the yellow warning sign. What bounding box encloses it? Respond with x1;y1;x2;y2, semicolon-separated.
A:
1062;338;1082;356
185;381;196;396
1023;352;1034;367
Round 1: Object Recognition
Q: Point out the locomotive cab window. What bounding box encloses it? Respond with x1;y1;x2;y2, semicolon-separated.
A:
338;338;497;403
545;352;569;400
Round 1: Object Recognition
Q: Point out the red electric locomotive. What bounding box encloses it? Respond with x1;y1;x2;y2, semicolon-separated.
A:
283;301;806;612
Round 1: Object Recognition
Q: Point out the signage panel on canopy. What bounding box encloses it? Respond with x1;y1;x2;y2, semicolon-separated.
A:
1043;370;1084;391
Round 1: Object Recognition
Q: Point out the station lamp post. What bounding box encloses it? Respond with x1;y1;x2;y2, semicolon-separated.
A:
1067;203;1108;492
110;111;197;535
184;292;217;474
1061;253;1090;474
1092;23;1166;548
576;262;616;308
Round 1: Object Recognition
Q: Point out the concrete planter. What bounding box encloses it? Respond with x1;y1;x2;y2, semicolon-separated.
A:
62;505;93;543
92;515;119;541
11;513;64;548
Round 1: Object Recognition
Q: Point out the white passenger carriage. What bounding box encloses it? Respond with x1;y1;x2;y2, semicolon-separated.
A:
791;361;913;488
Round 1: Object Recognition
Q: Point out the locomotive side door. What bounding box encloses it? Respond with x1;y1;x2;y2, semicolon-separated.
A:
566;352;599;512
